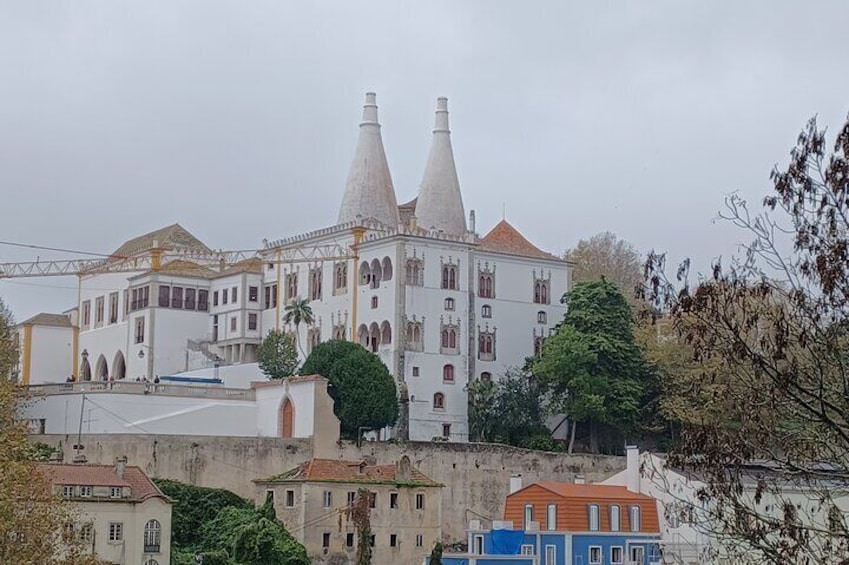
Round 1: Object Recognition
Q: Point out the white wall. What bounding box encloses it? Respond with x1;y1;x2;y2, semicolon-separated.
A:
255;381;318;438
176;362;267;389
28;326;75;384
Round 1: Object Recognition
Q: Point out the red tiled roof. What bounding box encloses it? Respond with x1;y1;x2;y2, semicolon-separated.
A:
36;463;167;502
531;482;656;501
20;313;72;328
257;458;441;487
479;220;561;261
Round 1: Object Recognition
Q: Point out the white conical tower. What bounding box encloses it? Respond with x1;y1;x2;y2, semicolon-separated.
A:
337;92;400;227
414;97;467;235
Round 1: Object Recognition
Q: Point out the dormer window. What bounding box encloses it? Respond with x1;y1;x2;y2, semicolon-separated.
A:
588;504;600;531
79;486;92;498
62;486;74;498
110;487;122;499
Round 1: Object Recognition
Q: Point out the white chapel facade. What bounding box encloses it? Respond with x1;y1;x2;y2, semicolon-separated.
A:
53;93;571;442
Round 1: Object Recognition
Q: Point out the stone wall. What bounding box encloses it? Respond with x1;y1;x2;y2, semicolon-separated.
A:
34;434;624;543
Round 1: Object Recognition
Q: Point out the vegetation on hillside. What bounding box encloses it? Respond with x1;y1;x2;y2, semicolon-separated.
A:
257;330;299;379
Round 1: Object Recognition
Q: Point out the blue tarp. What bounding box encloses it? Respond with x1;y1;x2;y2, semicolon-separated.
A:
490;529;526;555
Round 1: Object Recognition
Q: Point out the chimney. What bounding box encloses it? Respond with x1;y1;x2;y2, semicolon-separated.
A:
509;474;523;494
574;474;585;485
626;445;640;493
115;455;128;479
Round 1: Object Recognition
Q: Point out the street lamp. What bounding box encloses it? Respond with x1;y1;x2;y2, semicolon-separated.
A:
137;345;153;379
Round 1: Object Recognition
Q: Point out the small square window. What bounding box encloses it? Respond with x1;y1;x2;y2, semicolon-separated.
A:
589;546;602;565
371;296;378;309
412;366;420;377
285;490;295;507
444;297;455;311
390;493;399;509
62;486;74;498
442;423;451;438
109;487;122;499
79;486;92;498
390;534;397;547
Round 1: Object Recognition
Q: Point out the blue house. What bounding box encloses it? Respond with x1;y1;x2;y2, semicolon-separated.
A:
435;481;662;565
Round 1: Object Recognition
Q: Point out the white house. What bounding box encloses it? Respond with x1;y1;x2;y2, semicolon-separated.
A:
22;93;571;443
12;312;76;385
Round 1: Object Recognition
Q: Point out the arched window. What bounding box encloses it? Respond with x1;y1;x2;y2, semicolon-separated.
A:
444;297;455;311
449;329;456;349
433;392;445;410
443;365;454;383
382;257;393;281
442;265;458;290
537;311;547;324
610;505;621;532
534;281;541;303
480;372;492;382
370;258;383;289
368;322;380;352
359;262;371;286
334;262;348;292
380;321;392;344
481;304;492;318
144;519;161;551
357;324;369;348
629;505;641;532
479;273;494;298
588;504;600;531
480;335;493;354
541;282;548;304
144;561;160;565
441;329;450;348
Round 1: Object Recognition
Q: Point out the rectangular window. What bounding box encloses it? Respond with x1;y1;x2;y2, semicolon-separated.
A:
415;493;424;510
369;492;376;509
524;504;533;527
140;285;149;308
323;491;332;508
198;289;209;311
630;505;641;532
346;533;354;547
82;300;91;328
547;503;557;530
610;504;621;532
109;487;122;498
123;289;129;320
95;296;104;326
213;291;219;306
417;534;424;548
347;491;356;507
442;423;451;438
79;523;93;542
322;532;330;548
134;317;145;344
230;317;237;332
108;522;123;542
109;292;119;324
222;289;228;304
589;546;602;565
412;366;420;377
611;546;624;564
159;285;170;307
285;490;294;507
264;284;278;309
545;545;556;565
390;534;397;547
248;313;258;331
369;534;375;547
171;286;183;309
371;296;378;309
185;288;196;310
521;545;535;555
390;493;399;509
231;287;237;303
588;504;600;531
62;486;74;498
473;535;483;554
249;286;258;302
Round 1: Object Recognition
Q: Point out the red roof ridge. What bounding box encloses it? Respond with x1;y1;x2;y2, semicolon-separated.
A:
479;219;561;261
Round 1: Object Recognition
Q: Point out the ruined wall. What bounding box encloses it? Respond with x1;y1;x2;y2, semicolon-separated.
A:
34;434;624;543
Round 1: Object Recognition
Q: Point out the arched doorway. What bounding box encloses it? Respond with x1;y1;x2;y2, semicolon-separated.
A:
80;358;92;382
112;351;126;381
279;398;295;438
95;355;108;381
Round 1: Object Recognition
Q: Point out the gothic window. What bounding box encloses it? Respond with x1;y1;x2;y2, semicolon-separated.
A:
380;321;392;345
309;267;323;301
440;322;459;354
333;323;347;341
285;272;298;300
368;322;380;352
433;393;445;410
405;258;423;286
481;304;492;318
359;262;371;286
382;257;393;281
533;277;551;305
370;259;383;289
478;329;496;361
538;311;547;324
334;262;348;294
442;264;458;290
308;327;321;353
478;266;495;299
357;324;369;348
405;320;423;352
264;284;278;309
443;364;454;383
444;297;455;311
534;334;545;356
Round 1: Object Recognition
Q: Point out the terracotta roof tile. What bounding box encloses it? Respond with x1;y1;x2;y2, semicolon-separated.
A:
532;482;656;501
36;463;167;502
479;220;561;261
111;223;210;258
20;313;72;328
257;458;441;487
213;257;263;278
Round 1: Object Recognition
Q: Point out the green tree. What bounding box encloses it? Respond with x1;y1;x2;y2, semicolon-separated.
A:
300;339;362;377
0;297;17;379
564;232;643;301
282;298;314;357
257;330;299;379
533;280;649;454
429;541;444;565
466;378;497;442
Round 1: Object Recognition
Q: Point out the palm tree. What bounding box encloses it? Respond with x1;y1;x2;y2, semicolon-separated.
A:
283;297;314;358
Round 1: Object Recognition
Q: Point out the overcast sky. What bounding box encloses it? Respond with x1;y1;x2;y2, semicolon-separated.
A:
1;1;848;320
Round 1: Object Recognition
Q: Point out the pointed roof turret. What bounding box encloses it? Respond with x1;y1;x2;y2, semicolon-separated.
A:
337;93;400;227
414;97;467;235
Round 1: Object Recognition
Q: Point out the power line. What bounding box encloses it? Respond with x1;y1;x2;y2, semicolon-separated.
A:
0;239;120;258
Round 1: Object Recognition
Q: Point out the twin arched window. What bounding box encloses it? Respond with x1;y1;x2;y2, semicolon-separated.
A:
441;328;457;349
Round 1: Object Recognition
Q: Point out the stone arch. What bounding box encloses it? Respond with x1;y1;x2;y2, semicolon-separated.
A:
279;397;295;438
95;355;109;381
381;257;393;281
370;258;382;288
359;261;371;286
380;320;392;345
112;351;126;381
357;324;369;348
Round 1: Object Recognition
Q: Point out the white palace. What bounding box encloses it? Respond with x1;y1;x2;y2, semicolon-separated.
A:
16;93;571;442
